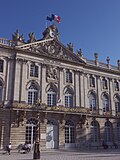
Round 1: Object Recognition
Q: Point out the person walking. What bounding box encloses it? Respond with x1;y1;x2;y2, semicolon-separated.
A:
6;142;12;155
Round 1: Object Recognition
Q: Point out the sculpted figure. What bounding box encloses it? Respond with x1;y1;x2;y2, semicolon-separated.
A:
28;32;36;43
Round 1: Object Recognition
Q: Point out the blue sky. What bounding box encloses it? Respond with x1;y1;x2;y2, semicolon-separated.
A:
0;0;120;66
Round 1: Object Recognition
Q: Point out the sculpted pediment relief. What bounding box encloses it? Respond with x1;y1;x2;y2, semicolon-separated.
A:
22;39;86;64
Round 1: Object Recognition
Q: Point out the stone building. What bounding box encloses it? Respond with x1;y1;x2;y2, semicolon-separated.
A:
0;24;120;150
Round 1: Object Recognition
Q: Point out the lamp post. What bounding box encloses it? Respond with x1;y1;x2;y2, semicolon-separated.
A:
33;112;40;159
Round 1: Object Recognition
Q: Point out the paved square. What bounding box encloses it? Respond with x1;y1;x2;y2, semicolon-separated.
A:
0;149;120;160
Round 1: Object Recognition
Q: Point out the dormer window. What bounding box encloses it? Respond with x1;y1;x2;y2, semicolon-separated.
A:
66;69;72;83
0;60;4;73
89;75;95;87
30;64;38;78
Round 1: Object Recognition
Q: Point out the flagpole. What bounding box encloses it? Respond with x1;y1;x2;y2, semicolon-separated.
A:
45;15;48;28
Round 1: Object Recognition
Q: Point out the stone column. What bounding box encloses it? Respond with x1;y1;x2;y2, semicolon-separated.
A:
14;58;23;102
80;72;84;107
41;64;47;104
21;60;27;102
59;68;64;105
109;78;114;115
75;71;80;107
96;76;102;115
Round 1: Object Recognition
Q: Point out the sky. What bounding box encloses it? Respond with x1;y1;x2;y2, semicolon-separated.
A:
0;0;120;66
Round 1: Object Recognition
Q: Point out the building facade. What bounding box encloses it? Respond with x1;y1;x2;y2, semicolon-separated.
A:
0;25;120;149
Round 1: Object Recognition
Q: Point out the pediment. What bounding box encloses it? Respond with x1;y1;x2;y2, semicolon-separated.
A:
16;38;86;64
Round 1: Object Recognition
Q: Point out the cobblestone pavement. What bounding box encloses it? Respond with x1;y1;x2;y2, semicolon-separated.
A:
0;149;120;160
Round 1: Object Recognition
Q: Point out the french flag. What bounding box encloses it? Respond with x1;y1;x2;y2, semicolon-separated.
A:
52;14;61;23
46;14;61;23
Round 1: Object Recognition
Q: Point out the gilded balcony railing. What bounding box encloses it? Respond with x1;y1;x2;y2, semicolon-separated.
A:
12;102;90;114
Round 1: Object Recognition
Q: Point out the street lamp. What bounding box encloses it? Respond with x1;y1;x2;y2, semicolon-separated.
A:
33;112;40;159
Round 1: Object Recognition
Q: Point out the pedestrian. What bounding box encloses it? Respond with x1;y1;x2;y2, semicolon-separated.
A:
6;142;12;155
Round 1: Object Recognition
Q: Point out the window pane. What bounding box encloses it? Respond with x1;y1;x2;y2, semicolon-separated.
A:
0;60;3;72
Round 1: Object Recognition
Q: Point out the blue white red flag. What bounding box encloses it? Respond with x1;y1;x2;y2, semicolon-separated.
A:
46;14;61;23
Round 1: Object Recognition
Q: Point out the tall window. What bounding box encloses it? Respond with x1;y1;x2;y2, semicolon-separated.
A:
28;84;38;105
89;92;96;111
25;118;37;145
66;69;72;83
116;122;120;142
30;64;38;77
102;78;108;89
102;94;109;112
0;81;3;101
89;75;95;87
90;121;100;142
114;80;119;91
65;120;75;143
47;87;57;107
114;95;120;114
65;88;73;108
0;60;4;73
104;121;112;142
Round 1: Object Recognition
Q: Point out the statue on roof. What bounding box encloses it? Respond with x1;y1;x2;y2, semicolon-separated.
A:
67;42;74;52
27;32;36;43
42;24;59;40
12;29;24;45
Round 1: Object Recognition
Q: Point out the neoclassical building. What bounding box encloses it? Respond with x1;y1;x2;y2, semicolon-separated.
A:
0;24;120;150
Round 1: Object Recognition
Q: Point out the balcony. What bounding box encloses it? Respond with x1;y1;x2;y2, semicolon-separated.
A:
12;102;90;114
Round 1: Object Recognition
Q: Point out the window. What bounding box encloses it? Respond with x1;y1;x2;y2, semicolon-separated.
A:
66;69;72;83
89;75;95;87
65;120;75;143
47;87;57;107
116;123;120;142
104;121;112;142
0;60;4;72
114;80;119;91
102;78;108;89
30;64;38;77
65;88;73;108
114;95;120;114
90;121;100;142
25;118;37;144
102;94;109;112
0;81;2;101
89;92;96;111
28;84;38;105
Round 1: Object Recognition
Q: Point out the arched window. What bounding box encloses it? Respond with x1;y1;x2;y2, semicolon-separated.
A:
114;95;120;114
102;94;109;112
26;118;37;144
65;88;73;108
65;120;75;143
28;84;38;105
89;75;95;87
0;81;3;101
90;120;100;142
89;92;96;111
104;121;112;142
47;87;57;107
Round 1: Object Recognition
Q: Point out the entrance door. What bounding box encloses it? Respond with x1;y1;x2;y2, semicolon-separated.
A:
46;120;58;149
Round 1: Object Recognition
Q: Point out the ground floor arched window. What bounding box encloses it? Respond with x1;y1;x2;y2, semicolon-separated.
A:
104;121;112;142
90;120;100;142
25;118;37;145
65;120;75;144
